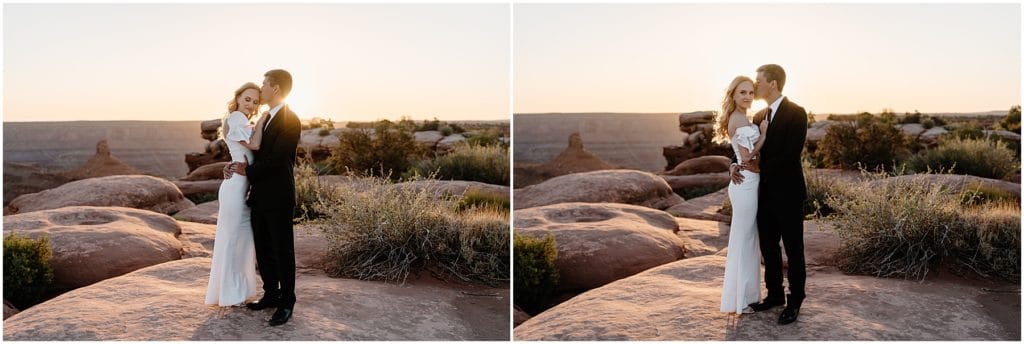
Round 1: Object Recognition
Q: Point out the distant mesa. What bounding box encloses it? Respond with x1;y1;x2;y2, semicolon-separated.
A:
60;140;147;180
513;133;619;188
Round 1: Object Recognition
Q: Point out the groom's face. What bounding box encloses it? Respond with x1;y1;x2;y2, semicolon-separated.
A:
260;76;277;103
754;72;774;100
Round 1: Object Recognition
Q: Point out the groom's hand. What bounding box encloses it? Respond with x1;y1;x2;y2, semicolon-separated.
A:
730;164;745;184
223;163;234;179
233;156;249;177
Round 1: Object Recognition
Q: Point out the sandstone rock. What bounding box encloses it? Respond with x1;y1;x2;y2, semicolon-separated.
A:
919;127;949;146
2;206;182;290
665;188;730;223
514;170;684;210
515;203;685;292
984;129;1021;142
173;179;222;196
673;217;730;257
177;221;216;258
3;258;510;340
180;162;228;181
438;134;467;151
514;254;1015;340
805;127;827;144
810;120;836;129
174;200;219;224
200;119;222;141
661;173;730;194
900;123;926;138
3;300;18;320
415;131;445;146
295;224;330;270
7;175;194;215
661;146;734;172
514;306;532;327
664;156;731;176
185;151;231;174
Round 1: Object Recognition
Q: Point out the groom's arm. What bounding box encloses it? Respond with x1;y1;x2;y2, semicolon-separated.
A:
245;113;300;182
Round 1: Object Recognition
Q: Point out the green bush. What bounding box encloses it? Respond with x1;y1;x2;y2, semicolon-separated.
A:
417;118;442;131
465;129;503;147
909;137;1017;179
456;189;510;213
1000;105;1020;133
824;174;1020;280
514;234;559;314
294;158;336;223
313;177;508;286
4;234;54;309
406;144;509;185
818;112;908;171
959;182;1021;206
329;120;424;181
803;166;853;218
318;128;331;137
944;122;985;140
900;111;922;124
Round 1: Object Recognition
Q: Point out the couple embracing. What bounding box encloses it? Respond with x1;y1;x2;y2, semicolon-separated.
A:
717;64;808;325
203;69;302;326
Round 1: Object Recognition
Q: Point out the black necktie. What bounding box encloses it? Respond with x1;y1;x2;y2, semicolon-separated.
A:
765;107;774;125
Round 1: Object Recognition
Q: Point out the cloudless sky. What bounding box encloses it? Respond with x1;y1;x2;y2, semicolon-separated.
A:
514;3;1021;115
4;3;510;122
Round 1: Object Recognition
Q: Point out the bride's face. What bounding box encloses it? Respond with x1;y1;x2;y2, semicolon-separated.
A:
236;88;260;116
733;81;754;110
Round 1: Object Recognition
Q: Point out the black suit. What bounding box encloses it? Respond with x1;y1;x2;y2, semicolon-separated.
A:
755;97;808;307
245;104;301;308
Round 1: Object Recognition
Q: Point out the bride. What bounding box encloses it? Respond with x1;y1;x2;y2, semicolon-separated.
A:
205;82;267;306
717;75;769;314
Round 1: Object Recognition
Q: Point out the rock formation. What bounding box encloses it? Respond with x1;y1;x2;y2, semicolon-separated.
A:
6;175;194;215
662;112;734;171
513;133;619;188
514;170;684;210
185;119;231;173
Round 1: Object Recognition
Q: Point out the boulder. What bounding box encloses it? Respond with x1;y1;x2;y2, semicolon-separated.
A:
7;175;194;215
514;306;532;327
3;258;510;340
173;179;222;196
514;170;685;210
415;131;445;147
984;129;1021;142
180;162;228;181
174;200;219;224
2;206;182;290
679;112;715;126
663;156;731;176
515;203;686;292
919;127;949;146
437;134;467;151
900;123;927;138
805;127;827;144
3;300;18;320
514;254;1016;340
177;221;216;258
200;119;222;141
665;188;730;223
673;217;730;257
661;173;730;194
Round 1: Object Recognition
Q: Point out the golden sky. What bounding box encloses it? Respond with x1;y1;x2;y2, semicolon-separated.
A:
4;4;510;122
514;3;1021;115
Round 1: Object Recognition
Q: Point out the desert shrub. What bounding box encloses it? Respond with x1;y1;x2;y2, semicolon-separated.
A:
803;166;853;218
465;129;503;147
294;158;336;222
406;144;509;185
456;189;510;213
318;128;331;137
818;113;908;171
824;174;1020;280
514;234;559;314
900;111;922;124
329;120;424;180
185;191;218;204
999;105;1021;133
417;118;442;131
314;177;508;285
439;124;454;136
944;122;985;140
920;117;935;129
449;123;466;134
4;234;54;309
909;137;1017;179
959;182;1020;206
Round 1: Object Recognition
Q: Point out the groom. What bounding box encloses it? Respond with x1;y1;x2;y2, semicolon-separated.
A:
730;64;808;325
226;69;301;326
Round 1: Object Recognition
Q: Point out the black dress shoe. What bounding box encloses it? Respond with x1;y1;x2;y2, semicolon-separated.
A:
269;307;293;326
778;306;800;325
246;297;279;311
748;298;786;312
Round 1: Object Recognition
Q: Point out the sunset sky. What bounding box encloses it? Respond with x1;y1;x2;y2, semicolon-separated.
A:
4;3;510;122
514;3;1021;115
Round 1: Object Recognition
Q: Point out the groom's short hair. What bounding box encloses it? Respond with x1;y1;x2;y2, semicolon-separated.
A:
264;69;293;98
757;64;786;92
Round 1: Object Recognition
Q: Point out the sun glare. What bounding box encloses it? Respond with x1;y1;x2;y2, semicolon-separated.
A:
284;88;314;119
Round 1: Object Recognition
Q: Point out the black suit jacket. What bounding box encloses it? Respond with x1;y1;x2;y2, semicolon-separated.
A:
757;97;808;205
246;104;301;210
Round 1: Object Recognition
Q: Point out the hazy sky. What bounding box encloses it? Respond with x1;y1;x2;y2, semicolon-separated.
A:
4;4;510;122
514;3;1021;115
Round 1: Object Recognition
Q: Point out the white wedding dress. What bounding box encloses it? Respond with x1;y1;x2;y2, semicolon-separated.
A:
204;111;258;306
720;124;762;314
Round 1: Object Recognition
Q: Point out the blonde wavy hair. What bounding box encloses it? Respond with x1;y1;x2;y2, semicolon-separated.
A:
714;75;754;141
220;82;261;140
